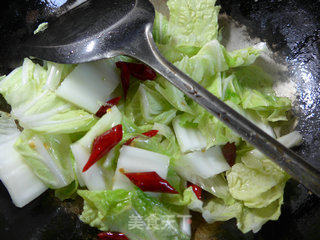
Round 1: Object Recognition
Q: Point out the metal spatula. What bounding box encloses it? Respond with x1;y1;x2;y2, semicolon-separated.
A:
22;0;320;196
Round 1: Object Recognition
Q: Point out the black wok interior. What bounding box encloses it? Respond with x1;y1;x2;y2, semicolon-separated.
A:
0;0;319;239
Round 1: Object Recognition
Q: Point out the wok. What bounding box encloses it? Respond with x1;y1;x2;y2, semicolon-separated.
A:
0;0;319;239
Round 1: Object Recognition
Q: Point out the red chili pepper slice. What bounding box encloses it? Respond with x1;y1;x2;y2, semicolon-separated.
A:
122;171;178;194
98;232;129;240
83;124;123;172
125;62;157;81
123;137;135;146
142;130;158;137
95;96;121;118
116;61;157;98
222;142;237;167
124;130;159;146
187;182;202;200
116;62;131;99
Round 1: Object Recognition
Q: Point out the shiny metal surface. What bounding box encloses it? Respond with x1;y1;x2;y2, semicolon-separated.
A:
21;0;320;197
23;0;138;63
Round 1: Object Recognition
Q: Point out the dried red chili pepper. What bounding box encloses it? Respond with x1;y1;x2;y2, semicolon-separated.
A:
116;62;130;99
125;62;157;81
97;232;129;240
123;137;135;146
116;61;157;98
222;142;237;167
122;171;178;194
142;130;158;137
83;124;123;172
124;130;159;146
95;96;121;118
187;182;202;200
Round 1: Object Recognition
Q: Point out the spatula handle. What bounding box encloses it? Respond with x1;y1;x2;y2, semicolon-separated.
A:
128;24;320;197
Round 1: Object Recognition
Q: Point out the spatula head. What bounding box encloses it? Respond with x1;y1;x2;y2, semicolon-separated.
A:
22;0;155;64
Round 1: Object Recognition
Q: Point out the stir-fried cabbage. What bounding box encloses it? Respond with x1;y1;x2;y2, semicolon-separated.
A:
0;0;301;236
